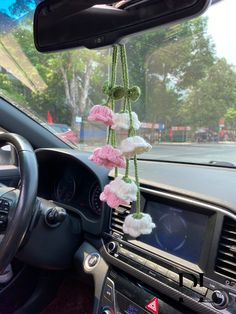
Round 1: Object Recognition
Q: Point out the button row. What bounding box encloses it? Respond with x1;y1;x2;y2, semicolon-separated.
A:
0;199;10;213
0;199;10;206
0;212;8;231
118;247;207;296
0;199;10;232
103;278;114;303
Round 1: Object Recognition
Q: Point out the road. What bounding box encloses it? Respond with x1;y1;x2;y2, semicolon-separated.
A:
140;143;236;165
81;142;236;166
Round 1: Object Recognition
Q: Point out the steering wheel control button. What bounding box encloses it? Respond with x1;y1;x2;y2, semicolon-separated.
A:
211;290;228;309
85;253;100;270
0;199;10;232
0;199;10;211
45;207;67;227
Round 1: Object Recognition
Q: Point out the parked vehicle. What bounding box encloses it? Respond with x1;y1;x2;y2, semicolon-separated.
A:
48;123;79;144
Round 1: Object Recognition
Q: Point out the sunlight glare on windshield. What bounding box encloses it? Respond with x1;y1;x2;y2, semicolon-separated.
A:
0;0;36;20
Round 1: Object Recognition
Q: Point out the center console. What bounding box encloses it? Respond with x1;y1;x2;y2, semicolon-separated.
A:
100;190;236;314
100;270;182;314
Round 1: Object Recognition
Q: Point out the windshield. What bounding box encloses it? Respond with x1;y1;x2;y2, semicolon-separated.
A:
1;0;236;165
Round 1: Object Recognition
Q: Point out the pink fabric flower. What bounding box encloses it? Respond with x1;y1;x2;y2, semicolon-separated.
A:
89;145;126;169
100;177;137;208
88;105;114;126
100;185;130;208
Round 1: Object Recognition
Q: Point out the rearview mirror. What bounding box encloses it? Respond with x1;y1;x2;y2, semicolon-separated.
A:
34;0;211;52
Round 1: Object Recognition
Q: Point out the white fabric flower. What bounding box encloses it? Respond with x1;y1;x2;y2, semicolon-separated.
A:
120;136;152;158
123;213;156;238
111;112;141;130
109;177;137;202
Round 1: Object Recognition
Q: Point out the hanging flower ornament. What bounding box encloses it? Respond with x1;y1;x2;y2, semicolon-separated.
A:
112;112;141;130
88;44;155;238
88;105;114;126
123;213;156;238
120;135;152;158
100;177;137;208
89;145;126;169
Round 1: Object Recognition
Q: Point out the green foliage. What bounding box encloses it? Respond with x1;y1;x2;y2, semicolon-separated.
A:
224;108;236;129
1;14;236;136
184;59;236;130
126;17;215;122
10;19;110;126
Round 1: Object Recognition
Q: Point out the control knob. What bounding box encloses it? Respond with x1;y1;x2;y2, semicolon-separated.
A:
45;207;67;227
101;310;112;314
100;306;113;314
211;290;228;309
107;241;118;253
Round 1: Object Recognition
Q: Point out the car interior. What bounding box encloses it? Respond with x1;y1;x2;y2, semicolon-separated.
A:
0;0;236;313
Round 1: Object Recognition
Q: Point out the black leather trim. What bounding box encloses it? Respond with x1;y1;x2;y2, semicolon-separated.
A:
0;133;38;270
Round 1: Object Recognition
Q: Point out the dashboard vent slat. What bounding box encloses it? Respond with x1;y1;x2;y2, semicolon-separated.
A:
215;217;236;280
110;204;131;235
223;229;236;236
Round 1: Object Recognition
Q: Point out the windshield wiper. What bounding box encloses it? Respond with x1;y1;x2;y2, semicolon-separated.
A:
209;161;236;168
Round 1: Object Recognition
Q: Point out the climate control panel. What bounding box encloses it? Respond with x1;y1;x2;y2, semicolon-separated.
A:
103;233;236;313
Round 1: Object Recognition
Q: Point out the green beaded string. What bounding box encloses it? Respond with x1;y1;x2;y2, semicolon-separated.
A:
106;46;118;147
105;46;119;177
120;45;130;179
119;44;141;218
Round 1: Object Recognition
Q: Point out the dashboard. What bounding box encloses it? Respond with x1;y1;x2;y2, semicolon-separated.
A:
34;149;236;314
37;149;106;220
101;185;236;314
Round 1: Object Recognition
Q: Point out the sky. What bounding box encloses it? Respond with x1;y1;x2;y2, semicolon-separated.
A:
205;0;236;65
0;0;16;12
0;0;35;19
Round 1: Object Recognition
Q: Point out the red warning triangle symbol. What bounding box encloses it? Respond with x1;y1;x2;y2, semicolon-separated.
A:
145;297;159;314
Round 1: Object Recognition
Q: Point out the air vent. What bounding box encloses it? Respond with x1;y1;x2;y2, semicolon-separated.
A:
215;217;236;280
110;204;131;235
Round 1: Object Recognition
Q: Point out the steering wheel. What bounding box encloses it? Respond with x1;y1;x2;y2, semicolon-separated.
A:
0;133;38;271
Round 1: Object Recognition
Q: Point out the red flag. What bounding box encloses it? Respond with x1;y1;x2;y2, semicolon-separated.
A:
47;111;53;124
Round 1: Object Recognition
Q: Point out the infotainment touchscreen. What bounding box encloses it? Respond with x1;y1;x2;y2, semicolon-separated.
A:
137;201;209;264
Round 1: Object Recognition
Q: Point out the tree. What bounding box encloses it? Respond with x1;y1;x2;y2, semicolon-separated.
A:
224;108;236;129
126;17;215;124
183;58;236;130
12;20;110;129
2;13;235;138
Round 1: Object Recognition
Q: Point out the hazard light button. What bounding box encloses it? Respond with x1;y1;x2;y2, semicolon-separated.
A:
145;297;159;314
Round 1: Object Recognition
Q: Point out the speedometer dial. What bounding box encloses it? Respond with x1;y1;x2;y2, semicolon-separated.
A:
55;174;76;203
89;183;102;216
